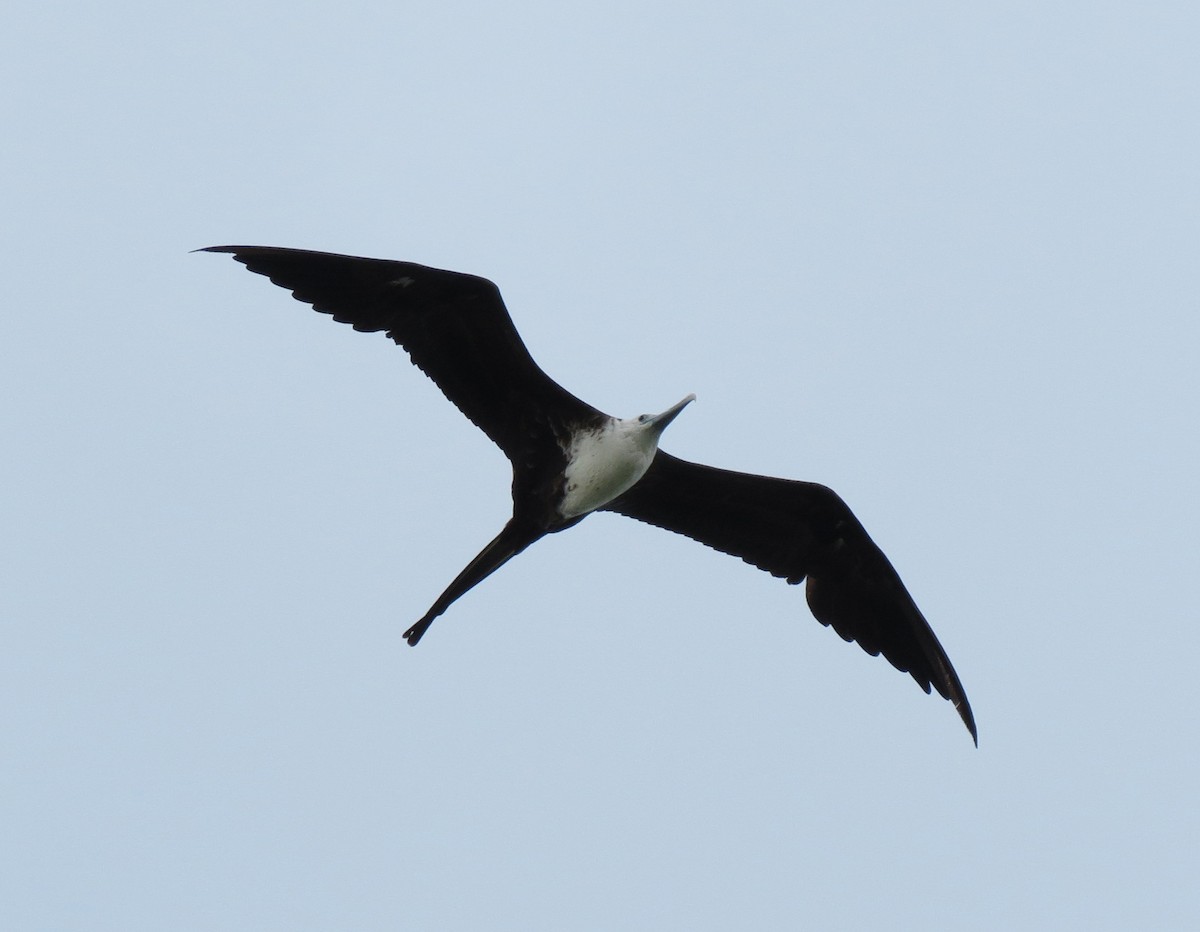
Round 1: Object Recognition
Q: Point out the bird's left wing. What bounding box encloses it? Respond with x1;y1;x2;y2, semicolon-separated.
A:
201;246;601;461
604;451;976;743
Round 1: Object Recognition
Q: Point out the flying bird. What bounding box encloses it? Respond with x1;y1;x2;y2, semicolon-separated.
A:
202;245;977;743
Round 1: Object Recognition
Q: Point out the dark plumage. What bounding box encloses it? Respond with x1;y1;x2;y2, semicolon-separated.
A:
202;245;976;744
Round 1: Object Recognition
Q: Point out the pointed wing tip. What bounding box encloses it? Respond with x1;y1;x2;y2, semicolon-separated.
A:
911;662;977;746
955;699;979;747
194;245;261;260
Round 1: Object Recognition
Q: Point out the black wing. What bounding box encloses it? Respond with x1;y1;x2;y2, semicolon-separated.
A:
605;451;976;743
201;246;601;461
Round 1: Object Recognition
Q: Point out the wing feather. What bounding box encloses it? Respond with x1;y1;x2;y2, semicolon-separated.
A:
606;451;976;742
201;246;600;460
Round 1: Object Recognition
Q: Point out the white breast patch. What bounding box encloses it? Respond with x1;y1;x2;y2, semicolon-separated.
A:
559;421;657;519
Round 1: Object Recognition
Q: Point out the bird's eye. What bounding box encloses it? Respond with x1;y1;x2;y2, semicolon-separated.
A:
638;414;651;424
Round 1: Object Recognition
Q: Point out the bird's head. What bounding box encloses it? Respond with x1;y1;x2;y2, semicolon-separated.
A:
631;393;696;448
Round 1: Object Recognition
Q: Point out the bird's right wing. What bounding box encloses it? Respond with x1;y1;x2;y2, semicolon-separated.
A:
201;246;601;461
604;451;976;743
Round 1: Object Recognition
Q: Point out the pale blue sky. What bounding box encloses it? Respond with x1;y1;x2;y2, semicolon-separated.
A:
3;1;1198;929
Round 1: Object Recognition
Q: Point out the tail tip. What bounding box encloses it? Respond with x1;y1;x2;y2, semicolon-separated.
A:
404;617;432;646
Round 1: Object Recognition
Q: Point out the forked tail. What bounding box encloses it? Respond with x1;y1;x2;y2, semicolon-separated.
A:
403;520;546;645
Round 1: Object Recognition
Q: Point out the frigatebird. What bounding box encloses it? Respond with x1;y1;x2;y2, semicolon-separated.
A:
202;245;976;743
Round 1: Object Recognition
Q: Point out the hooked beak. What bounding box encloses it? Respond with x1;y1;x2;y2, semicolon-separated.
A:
646;393;696;434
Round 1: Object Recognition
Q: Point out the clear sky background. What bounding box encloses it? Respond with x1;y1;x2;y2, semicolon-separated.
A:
3;1;1197;929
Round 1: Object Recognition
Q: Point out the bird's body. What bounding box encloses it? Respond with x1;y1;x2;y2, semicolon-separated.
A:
560;399;694;518
202;245;977;743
